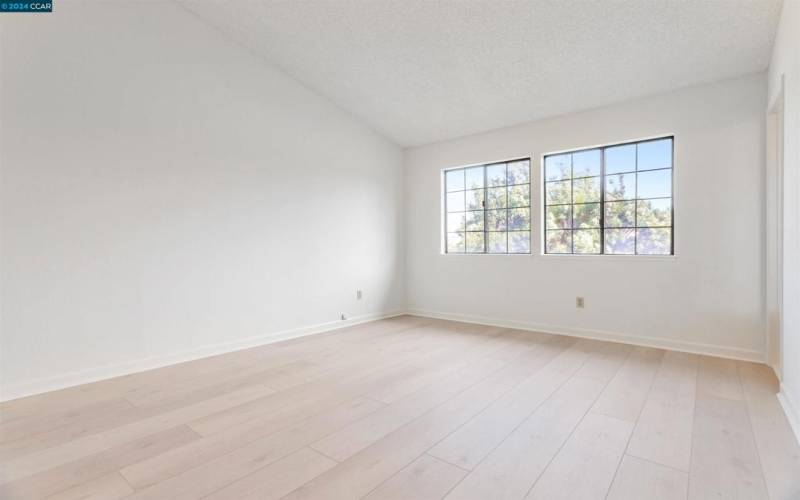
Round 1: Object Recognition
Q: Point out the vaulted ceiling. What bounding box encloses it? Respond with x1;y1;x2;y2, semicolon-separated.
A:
179;0;782;147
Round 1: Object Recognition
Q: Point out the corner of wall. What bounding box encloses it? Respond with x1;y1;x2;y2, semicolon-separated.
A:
400;147;412;313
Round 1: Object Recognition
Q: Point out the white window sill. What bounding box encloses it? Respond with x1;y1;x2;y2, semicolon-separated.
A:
440;252;677;261
537;253;677;262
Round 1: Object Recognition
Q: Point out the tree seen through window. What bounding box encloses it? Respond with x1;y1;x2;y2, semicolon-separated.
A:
445;159;531;254
544;137;673;255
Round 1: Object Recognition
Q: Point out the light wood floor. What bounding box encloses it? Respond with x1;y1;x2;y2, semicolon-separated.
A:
1;316;798;500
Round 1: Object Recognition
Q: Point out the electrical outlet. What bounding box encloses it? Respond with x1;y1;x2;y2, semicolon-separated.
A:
356;290;362;300
576;297;585;308
340;313;347;320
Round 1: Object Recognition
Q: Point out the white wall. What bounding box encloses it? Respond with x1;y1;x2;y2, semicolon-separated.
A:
768;0;800;441
0;2;405;401
405;74;766;362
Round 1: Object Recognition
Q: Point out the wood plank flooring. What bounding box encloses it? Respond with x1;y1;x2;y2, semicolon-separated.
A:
0;316;797;499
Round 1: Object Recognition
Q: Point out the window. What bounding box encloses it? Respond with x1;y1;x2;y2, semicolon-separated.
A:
444;159;531;254
544;137;673;255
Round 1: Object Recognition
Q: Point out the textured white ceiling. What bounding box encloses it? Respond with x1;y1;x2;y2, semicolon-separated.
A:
178;0;782;147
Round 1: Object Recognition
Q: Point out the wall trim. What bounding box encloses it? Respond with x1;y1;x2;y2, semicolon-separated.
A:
778;386;800;446
0;310;405;403
2;308;769;403
407;308;765;363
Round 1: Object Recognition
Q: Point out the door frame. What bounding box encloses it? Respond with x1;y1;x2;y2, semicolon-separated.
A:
766;77;785;377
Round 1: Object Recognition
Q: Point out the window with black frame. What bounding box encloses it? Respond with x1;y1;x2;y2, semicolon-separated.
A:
544;137;673;255
444;159;531;254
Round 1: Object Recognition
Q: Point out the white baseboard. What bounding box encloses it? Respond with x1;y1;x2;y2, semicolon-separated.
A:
0;310;404;403
2;308;767;403
778;386;800;446
407;308;765;363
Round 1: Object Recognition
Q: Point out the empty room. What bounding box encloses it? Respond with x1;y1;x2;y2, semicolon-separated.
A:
1;0;799;499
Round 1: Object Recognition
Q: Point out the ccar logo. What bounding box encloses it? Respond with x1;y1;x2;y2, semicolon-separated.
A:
0;2;53;12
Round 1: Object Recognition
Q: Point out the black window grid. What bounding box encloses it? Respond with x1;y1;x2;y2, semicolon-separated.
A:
543;137;674;255
444;159;532;254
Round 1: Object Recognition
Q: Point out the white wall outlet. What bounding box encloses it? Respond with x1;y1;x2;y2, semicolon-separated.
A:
576;297;585;308
356;289;362;300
